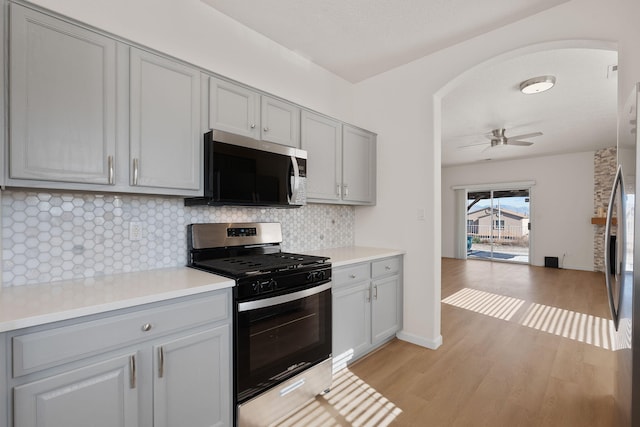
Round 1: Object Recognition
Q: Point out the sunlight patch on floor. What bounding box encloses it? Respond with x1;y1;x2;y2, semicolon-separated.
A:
442;287;525;321
443;287;618;351
518;303;615;350
274;368;402;427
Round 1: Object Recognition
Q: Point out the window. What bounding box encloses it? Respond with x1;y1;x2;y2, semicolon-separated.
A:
494;220;505;230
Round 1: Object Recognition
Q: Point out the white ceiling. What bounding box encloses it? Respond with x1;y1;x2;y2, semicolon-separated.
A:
200;0;618;167
201;0;568;83
441;48;618;166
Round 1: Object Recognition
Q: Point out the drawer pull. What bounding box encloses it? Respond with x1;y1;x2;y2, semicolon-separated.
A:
385;266;391;271
349;274;357;279
141;323;152;332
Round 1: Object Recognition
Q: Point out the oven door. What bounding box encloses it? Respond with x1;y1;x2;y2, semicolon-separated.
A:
236;282;332;403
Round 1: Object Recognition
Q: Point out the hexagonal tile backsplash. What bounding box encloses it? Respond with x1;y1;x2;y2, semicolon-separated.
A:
1;190;354;286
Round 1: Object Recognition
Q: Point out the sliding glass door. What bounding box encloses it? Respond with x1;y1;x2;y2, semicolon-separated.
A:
466;188;530;263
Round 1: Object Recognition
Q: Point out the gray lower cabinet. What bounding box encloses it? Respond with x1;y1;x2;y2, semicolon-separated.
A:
5;290;232;427
153;325;230;427
14;353;139;427
332;256;402;370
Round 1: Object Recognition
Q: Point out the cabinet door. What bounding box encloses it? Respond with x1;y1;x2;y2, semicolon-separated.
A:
342;125;376;204
9;4;116;184
332;282;371;369
209;77;260;139
301;111;342;201
261;96;300;147
14;353;138;427
153;325;231;427
372;276;401;345
130;48;201;194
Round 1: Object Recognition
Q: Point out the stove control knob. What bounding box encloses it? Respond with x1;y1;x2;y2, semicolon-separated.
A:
252;282;261;294
317;270;326;281
268;279;277;290
306;272;317;281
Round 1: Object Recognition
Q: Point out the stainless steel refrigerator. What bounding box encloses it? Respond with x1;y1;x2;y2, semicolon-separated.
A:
605;82;640;426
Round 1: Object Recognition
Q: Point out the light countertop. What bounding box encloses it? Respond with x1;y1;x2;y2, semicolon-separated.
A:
0;267;234;333
0;246;403;333
305;246;405;267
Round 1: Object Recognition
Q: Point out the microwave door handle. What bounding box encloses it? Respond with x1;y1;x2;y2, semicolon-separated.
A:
604;164;622;330
289;155;300;203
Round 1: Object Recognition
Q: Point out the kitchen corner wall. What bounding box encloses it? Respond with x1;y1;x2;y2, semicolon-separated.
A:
593;147;617;272
0;190;354;287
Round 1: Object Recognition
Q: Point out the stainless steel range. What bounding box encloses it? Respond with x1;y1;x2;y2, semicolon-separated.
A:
187;222;332;427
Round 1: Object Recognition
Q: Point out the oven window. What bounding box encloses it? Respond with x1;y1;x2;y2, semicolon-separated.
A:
236;288;331;402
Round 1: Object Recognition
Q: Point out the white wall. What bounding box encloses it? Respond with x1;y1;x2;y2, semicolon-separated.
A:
441;151;596;271
352;0;640;349
23;0;640;350
25;0;355;124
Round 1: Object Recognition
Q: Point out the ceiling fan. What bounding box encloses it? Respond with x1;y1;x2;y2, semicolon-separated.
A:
458;128;543;150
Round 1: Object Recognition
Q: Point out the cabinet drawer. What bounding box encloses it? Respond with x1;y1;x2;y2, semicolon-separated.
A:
12;291;229;377
371;257;401;278
333;264;370;287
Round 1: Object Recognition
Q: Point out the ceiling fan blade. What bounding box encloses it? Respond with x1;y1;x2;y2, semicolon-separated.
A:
506;132;542;141
456;141;488;150
508;140;534;146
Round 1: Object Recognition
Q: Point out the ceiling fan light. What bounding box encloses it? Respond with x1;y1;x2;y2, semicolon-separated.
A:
519;75;556;94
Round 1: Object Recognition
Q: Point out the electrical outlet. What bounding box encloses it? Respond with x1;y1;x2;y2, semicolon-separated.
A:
129;222;142;241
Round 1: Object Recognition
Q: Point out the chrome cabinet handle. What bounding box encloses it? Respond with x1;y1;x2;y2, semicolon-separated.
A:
373;285;378;300
385;266;391;271
349;274;356;279
337;183;342;197
133;158;139;186
344;184;349;197
108;156;114;185
129;355;136;389
250;123;256;129
141;323;152;332
158;346;165;378
263;127;269;132
366;288;371;303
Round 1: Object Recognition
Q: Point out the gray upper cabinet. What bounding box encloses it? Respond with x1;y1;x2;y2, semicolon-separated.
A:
260;96;300;147
209;76;300;147
302;116;376;205
301;111;342;202
342;125;376;205
9;3;117;185
208;76;260;139
129;48;201;194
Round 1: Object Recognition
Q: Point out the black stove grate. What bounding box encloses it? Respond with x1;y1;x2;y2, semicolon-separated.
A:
193;252;328;278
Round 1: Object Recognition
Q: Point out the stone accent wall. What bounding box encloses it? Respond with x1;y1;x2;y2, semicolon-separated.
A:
593;147;617;272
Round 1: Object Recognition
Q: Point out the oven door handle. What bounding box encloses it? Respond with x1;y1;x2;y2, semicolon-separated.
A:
238;282;331;312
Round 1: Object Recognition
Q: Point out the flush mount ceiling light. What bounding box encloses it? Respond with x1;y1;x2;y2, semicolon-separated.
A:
519;75;556;94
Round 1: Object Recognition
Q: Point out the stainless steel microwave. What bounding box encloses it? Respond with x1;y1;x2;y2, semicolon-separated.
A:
185;130;307;208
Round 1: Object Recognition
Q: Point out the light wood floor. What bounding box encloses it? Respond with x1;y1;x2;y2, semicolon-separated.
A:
276;258;616;426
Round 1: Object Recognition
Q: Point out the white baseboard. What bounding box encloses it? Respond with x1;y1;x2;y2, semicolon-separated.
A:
396;330;443;350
